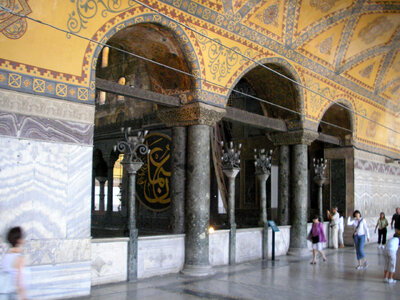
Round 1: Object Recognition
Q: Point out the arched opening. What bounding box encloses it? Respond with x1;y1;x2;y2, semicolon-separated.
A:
211;62;301;229
309;102;353;221
92;23;194;237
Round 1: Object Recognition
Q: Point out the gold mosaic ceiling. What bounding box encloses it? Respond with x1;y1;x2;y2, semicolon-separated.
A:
200;0;400;105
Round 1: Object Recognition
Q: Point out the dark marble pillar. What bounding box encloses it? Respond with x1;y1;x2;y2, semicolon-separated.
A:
278;145;290;225
257;173;269;260
182;124;214;276
288;144;309;256
122;161;143;281
106;164;114;214
223;168;240;265
97;176;107;212
171;126;187;234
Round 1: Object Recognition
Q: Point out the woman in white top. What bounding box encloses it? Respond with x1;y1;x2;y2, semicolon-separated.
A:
347;210;370;270
1;227;28;300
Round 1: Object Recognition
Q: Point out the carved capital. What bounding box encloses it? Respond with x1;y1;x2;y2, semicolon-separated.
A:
157;102;226;127
269;130;319;146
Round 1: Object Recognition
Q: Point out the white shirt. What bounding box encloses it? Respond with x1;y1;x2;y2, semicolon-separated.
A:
347;217;370;239
331;212;339;226
338;216;344;230
385;237;399;253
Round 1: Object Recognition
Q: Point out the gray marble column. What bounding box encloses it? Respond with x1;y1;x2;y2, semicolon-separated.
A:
288;144;309;256
257;173;269;260
278;145;290;225
122;161;143;282
97;176;107;212
106;164;114;214
171;126;186;234
182;125;214;276
223;168;239;265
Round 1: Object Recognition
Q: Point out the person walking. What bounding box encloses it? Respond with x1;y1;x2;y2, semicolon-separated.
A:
348;210;370;270
338;211;345;248
375;212;388;249
327;207;339;249
308;216;327;264
0;227;28;300
383;232;400;284
391;207;400;231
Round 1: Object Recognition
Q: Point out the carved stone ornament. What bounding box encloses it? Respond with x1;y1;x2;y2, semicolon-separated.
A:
268;130;319;146
157;102;226;127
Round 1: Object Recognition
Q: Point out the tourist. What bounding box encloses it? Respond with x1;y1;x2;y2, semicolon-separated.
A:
383;232;400;284
375;212;388;249
348;210;370;270
0;227;28;300
391;207;400;231
308;216;327;264
327;207;339;249
338;211;345;248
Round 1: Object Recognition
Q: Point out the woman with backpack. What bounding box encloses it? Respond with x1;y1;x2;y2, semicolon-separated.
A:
348;210;370;270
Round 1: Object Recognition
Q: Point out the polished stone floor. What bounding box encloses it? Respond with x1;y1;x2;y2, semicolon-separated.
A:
77;245;399;300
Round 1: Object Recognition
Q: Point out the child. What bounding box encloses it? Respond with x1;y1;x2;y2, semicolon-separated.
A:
308;216;327;264
383;232;400;283
1;227;28;299
375;212;388;249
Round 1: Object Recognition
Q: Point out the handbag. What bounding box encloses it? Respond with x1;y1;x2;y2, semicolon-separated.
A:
311;235;319;244
353;218;363;238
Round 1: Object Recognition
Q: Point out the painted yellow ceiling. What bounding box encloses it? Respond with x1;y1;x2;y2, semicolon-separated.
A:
294;0;354;37
343;13;400;63
298;18;347;68
243;0;286;43
343;53;386;90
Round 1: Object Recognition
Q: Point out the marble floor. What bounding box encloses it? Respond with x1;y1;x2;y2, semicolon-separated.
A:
75;245;399;300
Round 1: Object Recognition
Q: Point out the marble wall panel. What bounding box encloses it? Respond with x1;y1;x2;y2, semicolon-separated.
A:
91;238;128;286
0;112;93;145
354;158;400;243
0;137;92;240
137;234;185;279
209;230;229;266
28;261;91;299
236;228;262;263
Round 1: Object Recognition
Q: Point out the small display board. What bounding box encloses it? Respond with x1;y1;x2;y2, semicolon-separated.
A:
268;220;280;232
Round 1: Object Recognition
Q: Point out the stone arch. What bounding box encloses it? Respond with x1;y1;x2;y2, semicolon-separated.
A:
85;12;202;98
318;98;355;143
225;57;304;118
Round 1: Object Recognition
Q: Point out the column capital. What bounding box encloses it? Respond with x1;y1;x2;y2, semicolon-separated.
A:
158;102;226;127
268;130;319;146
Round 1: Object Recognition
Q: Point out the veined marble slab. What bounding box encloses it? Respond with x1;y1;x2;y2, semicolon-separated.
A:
91;238;128;286
0;137;92;240
236;228;262;263
209;229;229;266
28;261;91;299
138;234;185;279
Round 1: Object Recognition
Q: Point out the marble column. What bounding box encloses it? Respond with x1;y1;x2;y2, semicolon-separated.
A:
122;161;143;282
223;168;240;265
182;125;214;276
157;101;226;276
257;173;270;260
288;144;309;256
106;164;114;214
278;145;290;225
97;176;107;212
171;126;186;234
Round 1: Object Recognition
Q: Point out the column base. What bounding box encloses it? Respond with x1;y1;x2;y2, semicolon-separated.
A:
181;264;215;277
287;247;311;257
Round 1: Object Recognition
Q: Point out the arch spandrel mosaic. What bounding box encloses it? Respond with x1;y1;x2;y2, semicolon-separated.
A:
0;0;399;153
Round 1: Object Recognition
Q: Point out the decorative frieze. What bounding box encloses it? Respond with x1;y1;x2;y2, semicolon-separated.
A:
158;102;226;127
0;89;94;124
269;129;319;146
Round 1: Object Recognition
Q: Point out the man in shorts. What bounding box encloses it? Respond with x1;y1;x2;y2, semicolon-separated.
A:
383;232;400;284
